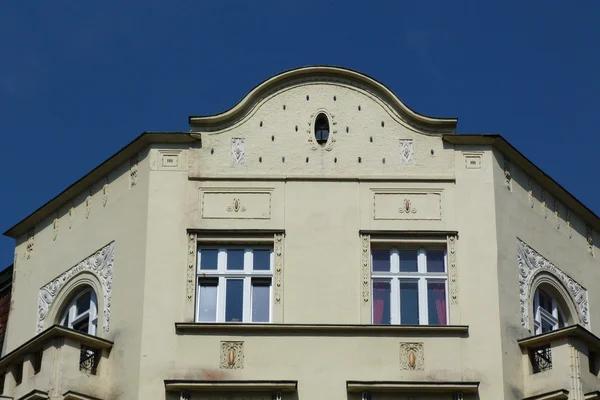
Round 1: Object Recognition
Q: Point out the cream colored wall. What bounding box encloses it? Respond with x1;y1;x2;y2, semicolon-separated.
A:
135;81;510;399
5;152;152;399
492;148;600;399
5;75;600;400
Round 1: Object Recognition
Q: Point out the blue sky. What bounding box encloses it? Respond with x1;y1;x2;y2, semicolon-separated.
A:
1;1;599;267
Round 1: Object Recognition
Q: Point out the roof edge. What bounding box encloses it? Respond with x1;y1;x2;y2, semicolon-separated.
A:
443;134;600;232
189;65;458;134
4;132;196;239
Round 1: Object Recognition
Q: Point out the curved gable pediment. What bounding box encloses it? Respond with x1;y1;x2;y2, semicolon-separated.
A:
189;66;457;135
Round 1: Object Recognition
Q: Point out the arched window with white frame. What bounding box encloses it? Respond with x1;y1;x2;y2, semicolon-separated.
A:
533;287;567;335
59;288;98;336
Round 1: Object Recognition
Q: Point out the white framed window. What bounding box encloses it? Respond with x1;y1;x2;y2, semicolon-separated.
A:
533;288;566;334
371;247;448;325
196;247;273;323
59;288;98;335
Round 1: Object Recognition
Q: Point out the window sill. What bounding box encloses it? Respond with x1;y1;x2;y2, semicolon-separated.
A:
175;323;468;336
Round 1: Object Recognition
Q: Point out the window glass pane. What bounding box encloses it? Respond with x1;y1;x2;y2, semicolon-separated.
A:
372;281;391;324
198;282;217;322
400;280;419;324
538;289;553;313
76;291;91;314
372;250;390;272
225;279;244;322
426;250;445;272
200;249;218;270
253;249;271;271
541;319;553;333
73;316;90;333
399;251;418;272
427;281;447;325
252;281;270;322
227;249;245;270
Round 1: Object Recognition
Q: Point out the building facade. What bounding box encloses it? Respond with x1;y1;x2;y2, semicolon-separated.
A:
1;66;600;400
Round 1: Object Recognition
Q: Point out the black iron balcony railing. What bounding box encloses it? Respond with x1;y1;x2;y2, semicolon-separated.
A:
530;346;552;373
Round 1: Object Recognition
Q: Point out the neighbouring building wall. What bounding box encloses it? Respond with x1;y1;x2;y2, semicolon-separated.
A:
492;148;600;399
5;151;153;399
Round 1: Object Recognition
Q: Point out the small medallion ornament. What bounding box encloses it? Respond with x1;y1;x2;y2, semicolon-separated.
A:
398;199;416;214
226;198;247;213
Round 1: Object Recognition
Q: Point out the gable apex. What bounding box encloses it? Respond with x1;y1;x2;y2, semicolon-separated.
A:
189;66;458;135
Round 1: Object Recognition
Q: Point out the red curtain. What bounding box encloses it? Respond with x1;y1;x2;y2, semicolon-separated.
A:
433;285;447;325
373;287;385;324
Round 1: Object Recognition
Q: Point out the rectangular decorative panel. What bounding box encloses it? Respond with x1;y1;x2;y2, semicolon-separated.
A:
373;191;442;220
201;191;272;220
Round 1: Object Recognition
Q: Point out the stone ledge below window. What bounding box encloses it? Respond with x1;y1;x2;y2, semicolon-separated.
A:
174;323;468;337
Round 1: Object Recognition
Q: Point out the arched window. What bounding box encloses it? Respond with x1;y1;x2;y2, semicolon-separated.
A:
59;288;98;336
533;287;567;335
314;113;329;144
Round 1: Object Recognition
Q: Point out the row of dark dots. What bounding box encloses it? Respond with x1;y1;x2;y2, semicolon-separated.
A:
251;156;388;164
212;147;435;157
262;121;384;130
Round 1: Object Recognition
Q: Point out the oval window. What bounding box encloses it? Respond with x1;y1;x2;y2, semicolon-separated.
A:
314;113;330;145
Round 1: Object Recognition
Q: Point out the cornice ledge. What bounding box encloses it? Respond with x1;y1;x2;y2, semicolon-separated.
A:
518;324;600;351
17;390;49;400
187;173;456;182
62;391;103;400
164;380;297;393
175;323;468;336
522;389;569;400
346;381;479;393
0;325;113;371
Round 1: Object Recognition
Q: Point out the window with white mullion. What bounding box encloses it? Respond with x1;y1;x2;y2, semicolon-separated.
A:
371;247;448;326
196;246;273;323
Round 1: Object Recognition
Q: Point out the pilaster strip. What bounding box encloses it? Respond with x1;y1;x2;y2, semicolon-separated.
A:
274;233;284;303
187;233;197;302
361;234;371;303
447;235;458;305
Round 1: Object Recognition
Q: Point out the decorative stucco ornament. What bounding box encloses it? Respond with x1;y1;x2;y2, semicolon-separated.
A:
52;218;59;241
226;198;246;213
399;139;413;165
503;158;511;191
587;225;594;257
85;194;92;219
566;210;572;239
399;342;424;370
398;199;416;214
102;183;108;207
36;241;115;333
187;233;197;302
517;239;589;330
231;138;246;166
26;231;35;259
528;178;534;208
129;155;139;188
447;235;458;305
361;234;371;303
274;233;284;303
220;341;244;369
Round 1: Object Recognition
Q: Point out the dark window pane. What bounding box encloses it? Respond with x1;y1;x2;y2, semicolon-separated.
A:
253;249;271;270
227;249;244;270
399;251;418;272
541;319;553;333
427;281;447;325
200;249;218;270
225;279;244;322
73;316;90;333
372;250;390;272
76;291;91;314
426;250;445;272
400;280;419;324
373;281;391;324
539;289;553;313
252;282;270;322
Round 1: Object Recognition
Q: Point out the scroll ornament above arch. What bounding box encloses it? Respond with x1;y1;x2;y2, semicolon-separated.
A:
36;241;114;334
517;239;589;330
